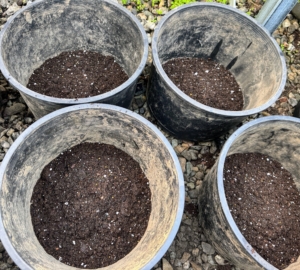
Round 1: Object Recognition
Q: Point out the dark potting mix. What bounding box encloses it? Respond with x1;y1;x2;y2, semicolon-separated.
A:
162;57;244;111
30;143;151;268
27;50;128;98
224;152;300;269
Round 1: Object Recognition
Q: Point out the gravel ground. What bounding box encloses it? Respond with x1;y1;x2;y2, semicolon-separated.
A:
0;0;299;270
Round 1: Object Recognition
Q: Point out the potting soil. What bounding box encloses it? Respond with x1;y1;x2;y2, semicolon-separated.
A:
162;57;243;111
27;50;128;98
224;152;300;269
30;142;151;268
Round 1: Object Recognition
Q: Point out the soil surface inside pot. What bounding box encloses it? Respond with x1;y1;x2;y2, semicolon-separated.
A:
162;57;243;111
27;50;129;99
224;152;300;269
30;142;151;269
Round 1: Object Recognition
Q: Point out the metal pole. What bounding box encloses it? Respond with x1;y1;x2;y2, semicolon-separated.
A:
229;0;236;8
255;0;297;33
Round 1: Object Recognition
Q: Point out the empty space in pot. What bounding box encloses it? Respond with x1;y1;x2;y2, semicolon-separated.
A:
156;5;284;110
1;0;144;88
0;108;181;269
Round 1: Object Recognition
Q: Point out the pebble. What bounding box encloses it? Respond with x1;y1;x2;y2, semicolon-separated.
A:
215;254;226;265
288;97;298;107
4;2;21;16
283;19;291;28
162;258;173;270
0;0;8;8
182;261;190;269
201;242;215;255
178;157;186;173
180;252;191;263
143;20;156;32
0;242;4;253
190;261;203;270
1;141;10;149
24;117;33;124
3;103;26;116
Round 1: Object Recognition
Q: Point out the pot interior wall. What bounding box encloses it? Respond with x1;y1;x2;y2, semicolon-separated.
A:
156;5;283;110
1;0;144;86
0;108;180;270
226;120;300;191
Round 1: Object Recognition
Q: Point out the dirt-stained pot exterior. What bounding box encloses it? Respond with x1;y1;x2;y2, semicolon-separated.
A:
0;104;184;270
198;116;300;270
0;0;148;119
148;3;286;141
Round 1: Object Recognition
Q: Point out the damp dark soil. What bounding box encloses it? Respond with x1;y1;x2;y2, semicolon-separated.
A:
224;152;300;269
245;0;264;16
27;50;129;99
215;265;233;270
162;57;243;111
30;142;151;269
184;203;198;217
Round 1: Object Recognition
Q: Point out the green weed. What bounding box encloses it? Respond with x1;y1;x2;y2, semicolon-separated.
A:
170;0;196;10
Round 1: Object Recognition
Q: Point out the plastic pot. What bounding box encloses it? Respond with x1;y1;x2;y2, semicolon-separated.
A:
198;116;300;270
148;3;286;141
0;104;184;270
0;0;148;119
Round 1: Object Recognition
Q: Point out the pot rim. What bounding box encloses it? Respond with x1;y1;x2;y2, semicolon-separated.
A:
217;115;300;270
0;0;148;105
152;2;286;117
0;103;185;270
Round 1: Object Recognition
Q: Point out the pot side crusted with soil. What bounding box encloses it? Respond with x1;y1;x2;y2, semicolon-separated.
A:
0;105;184;270
27;50;129;99
30;142;151;269
224;152;300;269
0;0;148;118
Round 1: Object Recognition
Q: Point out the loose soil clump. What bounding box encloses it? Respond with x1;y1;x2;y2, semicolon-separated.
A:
27;50;128;99
224;152;300;269
162;57;243;111
30;142;151;269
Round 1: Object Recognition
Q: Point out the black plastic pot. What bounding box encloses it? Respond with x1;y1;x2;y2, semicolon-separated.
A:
0;0;148;119
148;3;286;141
198;116;300;270
0;104;184;270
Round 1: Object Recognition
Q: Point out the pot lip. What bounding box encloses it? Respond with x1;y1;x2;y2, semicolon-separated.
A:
0;103;185;270
152;2;286;117
217;115;300;269
0;0;148;104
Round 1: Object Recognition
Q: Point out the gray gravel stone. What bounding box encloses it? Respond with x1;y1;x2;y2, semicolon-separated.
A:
178;157;186;173
0;262;10;270
6;257;13;265
4;2;20;16
288;97;298;106
0;242;4;253
186;161;192;176
215;254;226;265
24;117;33;124
0;0;8;8
283;19;291;28
162;258;173;270
182;261;190;269
180;252;191;263
1;141;10;149
3;103;26;116
190;261;203;270
201;242;215;255
187;189;198;199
